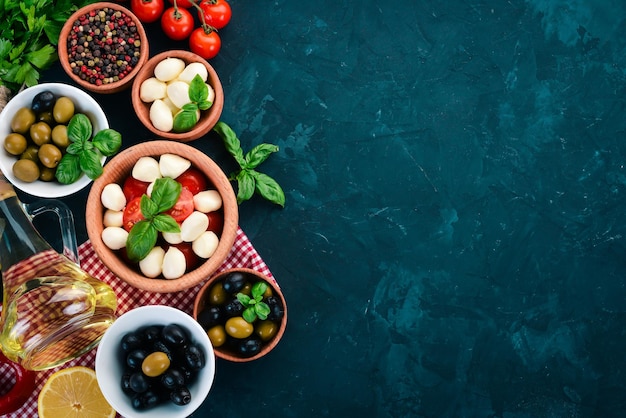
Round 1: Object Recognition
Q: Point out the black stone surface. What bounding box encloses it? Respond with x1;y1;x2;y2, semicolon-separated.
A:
26;0;626;416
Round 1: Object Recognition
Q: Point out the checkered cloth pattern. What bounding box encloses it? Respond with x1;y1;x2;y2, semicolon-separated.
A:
0;226;274;417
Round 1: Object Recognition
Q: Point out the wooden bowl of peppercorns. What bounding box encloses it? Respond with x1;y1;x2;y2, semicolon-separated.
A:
58;2;149;94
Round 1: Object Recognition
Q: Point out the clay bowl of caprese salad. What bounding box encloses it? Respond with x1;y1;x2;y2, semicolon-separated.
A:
86;141;238;293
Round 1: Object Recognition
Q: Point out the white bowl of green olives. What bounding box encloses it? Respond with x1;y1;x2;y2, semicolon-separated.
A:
0;83;111;197
95;305;215;418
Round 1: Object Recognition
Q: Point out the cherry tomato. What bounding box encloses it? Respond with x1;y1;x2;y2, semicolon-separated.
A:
169;242;201;270
197;0;232;30
207;210;224;235
161;7;194;40
189;27;221;60
166;187;194;222
130;0;165;23
168;0;195;7
175;168;208;195
123;176;150;202
123;197;145;232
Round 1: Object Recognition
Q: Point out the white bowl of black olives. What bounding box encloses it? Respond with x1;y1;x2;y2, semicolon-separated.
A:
0;83;113;197
95;305;215;418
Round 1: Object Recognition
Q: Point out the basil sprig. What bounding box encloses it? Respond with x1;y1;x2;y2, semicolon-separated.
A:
55;113;122;184
237;282;271;323
126;177;182;262
213;121;285;207
172;74;213;133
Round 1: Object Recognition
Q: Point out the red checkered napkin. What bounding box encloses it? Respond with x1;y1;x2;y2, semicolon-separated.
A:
0;226;274;417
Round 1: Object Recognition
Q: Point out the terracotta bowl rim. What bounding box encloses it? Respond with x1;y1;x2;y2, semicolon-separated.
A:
130;50;224;142
58;2;149;94
193;267;288;362
86;141;238;293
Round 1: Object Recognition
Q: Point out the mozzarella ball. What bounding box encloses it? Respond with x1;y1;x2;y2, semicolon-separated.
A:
159;154;191;179
180;211;209;242
101;227;128;250
149;99;174;132
139;246;165;278
101;183;126;211
132;156;162;183
193;190;222;212
139;77;167;102
103;209;124;227
154;57;185;82
162;231;183;244
166;80;191;109
192;231;219;259
177;62;208;83
162;246;186;279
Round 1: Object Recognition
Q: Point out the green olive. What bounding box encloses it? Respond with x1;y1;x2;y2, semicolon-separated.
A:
38;144;63;168
39;166;56;182
263;285;274;299
37;111;54;125
240;283;252;296
209;282;227;305
20;145;40;162
29;122;52;146
255;320;278;342
141;351;170;377
3;133;28;156
12;159;40;182
225;317;254;339
51;125;69;148
53;96;75;124
207;325;227;347
10;107;36;134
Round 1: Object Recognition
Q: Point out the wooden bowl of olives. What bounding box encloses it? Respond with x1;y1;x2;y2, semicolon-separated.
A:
0;83;108;197
193;268;287;362
130;50;224;142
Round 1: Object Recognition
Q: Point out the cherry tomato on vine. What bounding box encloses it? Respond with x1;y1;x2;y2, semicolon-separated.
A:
130;0;165;23
168;0;195;7
161;7;194;40
198;0;232;30
189;27;221;59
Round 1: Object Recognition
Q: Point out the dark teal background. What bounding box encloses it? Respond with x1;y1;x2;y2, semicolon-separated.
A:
32;0;626;416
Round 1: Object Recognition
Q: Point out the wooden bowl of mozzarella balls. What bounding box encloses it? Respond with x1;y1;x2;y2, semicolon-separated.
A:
131;50;224;142
85;141;238;293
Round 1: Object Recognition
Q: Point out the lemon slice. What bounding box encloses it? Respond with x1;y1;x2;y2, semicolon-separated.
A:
38;366;115;418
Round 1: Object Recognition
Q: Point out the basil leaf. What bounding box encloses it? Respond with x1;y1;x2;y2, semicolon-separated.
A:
65;142;82;155
188;74;208;103
79;149;103;180
152;214;180;233
251;282;268;300
255;302;271;320
55;153;82;184
237;293;251;306
140;194;158;219
181;103;198;112
244;143;279;169
126;220;158;261
67;113;92;143
253;171;285;207
213;121;245;167
93;129;122;156
242;307;257;323
198;100;212;111
173;109;198;133
151;177;181;212
236;170;255;204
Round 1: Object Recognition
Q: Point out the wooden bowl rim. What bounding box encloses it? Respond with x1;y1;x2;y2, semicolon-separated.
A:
130;50;224;142
58;2;149;94
193;267;288;362
86;141;239;293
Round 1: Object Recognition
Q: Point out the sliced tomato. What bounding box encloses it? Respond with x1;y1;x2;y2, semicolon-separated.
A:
207;210;224;235
175;168;208;195
165;187;194;222
122;176;150;202
169;242;201;271
122;197;145;231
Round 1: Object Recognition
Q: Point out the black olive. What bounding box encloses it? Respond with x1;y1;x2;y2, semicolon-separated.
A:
266;296;284;321
224;299;244;317
121;332;143;353
178;366;196;384
142;325;164;343
129;372;151;393
198;306;223;329
237;337;263;357
222;272;247;294
183;344;205;371
170;386;192;406
160;368;186;390
152;340;173;359
31;90;55;113
132;390;161;410
162;324;188;347
121;373;133;395
126;349;148;370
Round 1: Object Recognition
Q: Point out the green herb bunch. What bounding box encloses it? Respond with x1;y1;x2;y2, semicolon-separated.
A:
125;177;182;262
55;113;122;184
237;282;271;323
0;0;95;92
213;121;285;207
173;74;213;133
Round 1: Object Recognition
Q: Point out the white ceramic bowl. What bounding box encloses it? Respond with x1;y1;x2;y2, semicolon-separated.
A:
0;83;108;197
95;305;216;418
